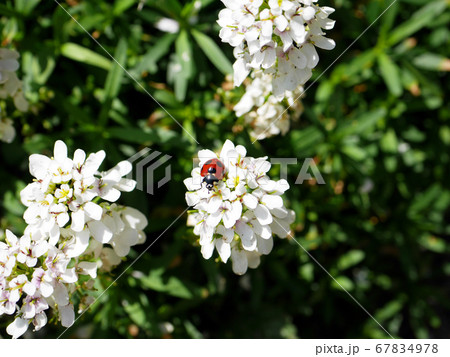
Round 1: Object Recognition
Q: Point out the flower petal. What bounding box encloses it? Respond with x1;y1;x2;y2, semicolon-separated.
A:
200;240;215;259
53;140;68;163
78;261;98;278
53;282;69;306
216;239;231;263
254;204;273;225
84;202;103;221
122;207;148;230
29;154;51;180
231;248;248;275
6;318;29;339
59;304;75;327
235;221;256;250
87;220;113;243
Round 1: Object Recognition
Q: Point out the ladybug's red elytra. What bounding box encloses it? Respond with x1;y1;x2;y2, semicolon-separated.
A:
200;158;225;191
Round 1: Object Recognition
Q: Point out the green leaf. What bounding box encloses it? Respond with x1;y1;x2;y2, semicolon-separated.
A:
153;89;182;107
387;0;448;46
99;37;128;126
52;7;70;47
290;127;324;155
299;263;314;282
134;33;177;75
113;0;136;16
341;145;367;161
419;235;447;253
140;269;198;299
408;184;448;216
402;60;443;108
335;108;386;138
413;53;450;71
105;127;159;144
60;43;112;70
439;126;450;145
379;0;400;41
184;320;203;338
378;53;403;96
14;0;40;15
23;50;56;86
105;126;180;145
192;29;233;75
402;126;426;143
380;129;398;153
147;0;183;20
0;4;22;17
174;69;188;102
331;276;354;291
3;189;26;216
337;250;366;270
374;299;405;323
176;30;193;78
123;301;151;329
340;49;378;79
174;30;193;101
22;134;55;154
317;49;377;101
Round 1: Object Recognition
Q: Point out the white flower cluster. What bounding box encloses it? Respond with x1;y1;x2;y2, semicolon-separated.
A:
0;116;15;144
184;140;295;275
0;48;29;143
218;0;335;98
0;140;147;338
234;71;304;140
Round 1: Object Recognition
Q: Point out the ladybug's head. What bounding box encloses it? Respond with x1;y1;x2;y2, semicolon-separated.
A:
203;173;219;191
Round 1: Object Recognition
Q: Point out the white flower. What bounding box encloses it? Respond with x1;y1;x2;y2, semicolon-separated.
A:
31;268;54;297
110;206;147;257
2;140;148;338
21;295;49;321
0;48;19;83
20;140;141;245
217;0;335;97
96;161;136;202
6;289;50;337
78;261;98;279
185;140;296;274
0;236;17;278
0;116;16;143
0;48;28;112
231;245;262;275
100;247;122;272
16;235;48;268
155;17;180;33
33;311;48;331
55;184;73;203
234;71;304;139
9;274;36;301
0;289;16;315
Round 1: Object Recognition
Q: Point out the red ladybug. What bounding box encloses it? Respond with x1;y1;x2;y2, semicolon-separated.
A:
201;158;225;190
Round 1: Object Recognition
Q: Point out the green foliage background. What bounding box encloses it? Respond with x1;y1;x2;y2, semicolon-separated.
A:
1;0;449;338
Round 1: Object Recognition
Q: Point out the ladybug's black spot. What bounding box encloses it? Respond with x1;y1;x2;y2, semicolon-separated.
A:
205;159;214;165
216;161;224;168
208;167;216;174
